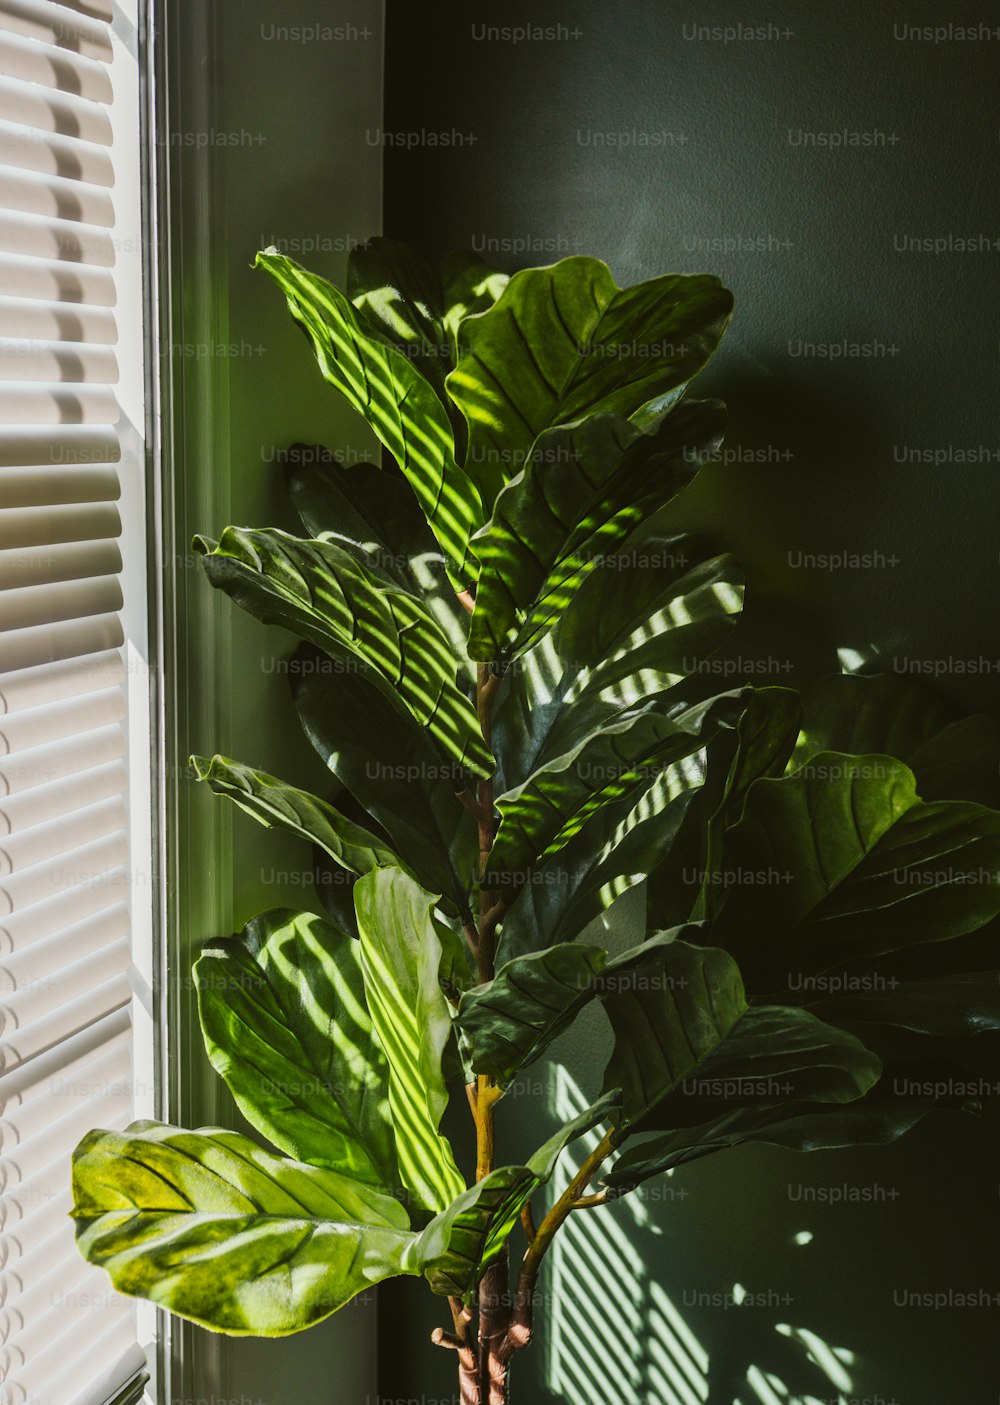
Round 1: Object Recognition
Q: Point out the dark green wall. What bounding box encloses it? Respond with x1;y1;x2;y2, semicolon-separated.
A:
379;2;1000;1402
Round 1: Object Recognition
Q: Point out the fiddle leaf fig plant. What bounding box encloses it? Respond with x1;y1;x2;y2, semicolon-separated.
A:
72;239;1000;1403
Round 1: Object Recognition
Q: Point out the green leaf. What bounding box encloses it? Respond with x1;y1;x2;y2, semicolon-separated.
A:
291;643;476;914
467;400;726;660
446;255;733;486
599;932;749;1131
195;528;492;778
348;237;508;396
72;1122;415;1336
458;944;609;1085
791;672;1000;807
801;970;1000;1036
256;249;482;583
603;1101;930;1190
195;909;397;1189
405;1166;536;1299
283;445;471;678
407;1093;622;1299
192;755;403;879
494;534;743;792
495;689;765;959
651;1004;882;1120
645;686;803;927
715;752;1000;986
354;868;467;1214
598;934;880;1139
489;693;742;883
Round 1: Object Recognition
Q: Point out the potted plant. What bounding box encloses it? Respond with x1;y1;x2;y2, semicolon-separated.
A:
72;240;1000;1404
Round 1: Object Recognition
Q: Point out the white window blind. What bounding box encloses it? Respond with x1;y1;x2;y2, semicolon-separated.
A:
0;2;152;1403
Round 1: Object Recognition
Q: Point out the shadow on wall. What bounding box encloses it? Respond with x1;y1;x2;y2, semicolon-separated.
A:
540;1067;858;1405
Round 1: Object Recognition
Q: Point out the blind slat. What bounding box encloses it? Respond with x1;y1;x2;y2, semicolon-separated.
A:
0;794;126;873
0;162;114;225
0;381;118;424
0;539;121;591
0;297;116;344
0;2;112;64
0;251;115;305
0;463;119;505
0;652;125;715
0;968;131;1073
0;120;113;188
0;577;123;635
0;722;123;794
0;871;125;951
0;73;112;146
0;830;128;912
0;1036;128;1145
0;30;112;105
0;338;118;383
4;1311;137;1405
0;614;123;674
0;502;121;547
0;761;126;837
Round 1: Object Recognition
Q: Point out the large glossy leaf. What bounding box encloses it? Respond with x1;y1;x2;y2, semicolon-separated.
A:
603;1101;930;1190
408;1093;622;1299
72;1123;414;1336
493;533;743;794
446;255;733;485
598;934;880;1139
457;944;609;1085
195;909;397;1189
801;970;1000;1036
256;249;482;583
354;869;467;1215
489;693;743;883
647;1004;882;1124
467;400;726;660
406;1166;536;1299
291;643;476;914
195;528;492;778
598;932;748;1132
495;690;765;959
790;673;1000;806
192;755;403;878
715;752;1000;987
348;237;508;401
644;687;803;927
283;445;471;677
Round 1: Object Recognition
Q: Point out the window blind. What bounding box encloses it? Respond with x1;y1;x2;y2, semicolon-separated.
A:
0;1;152;1403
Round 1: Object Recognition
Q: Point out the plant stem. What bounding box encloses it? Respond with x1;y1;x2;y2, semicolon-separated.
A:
466;662;512;1398
505;1130;617;1357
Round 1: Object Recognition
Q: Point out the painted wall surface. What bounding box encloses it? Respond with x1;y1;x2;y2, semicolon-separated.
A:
161;3;384;1402
378;2;1000;1402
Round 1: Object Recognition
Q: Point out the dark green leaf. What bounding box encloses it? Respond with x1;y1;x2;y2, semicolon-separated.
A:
195;909;397;1189
446;255;733;486
406;1166;535;1298
801;970;1000;1036
467;400;726;660
790;672;1000;807
283;445;472;678
599;932;748;1131
195;528;492;778
458;944;609;1085
604;1101;929;1190
256;249;482;583
192;755;404;878
493;535;743;793
716;752;1000;986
